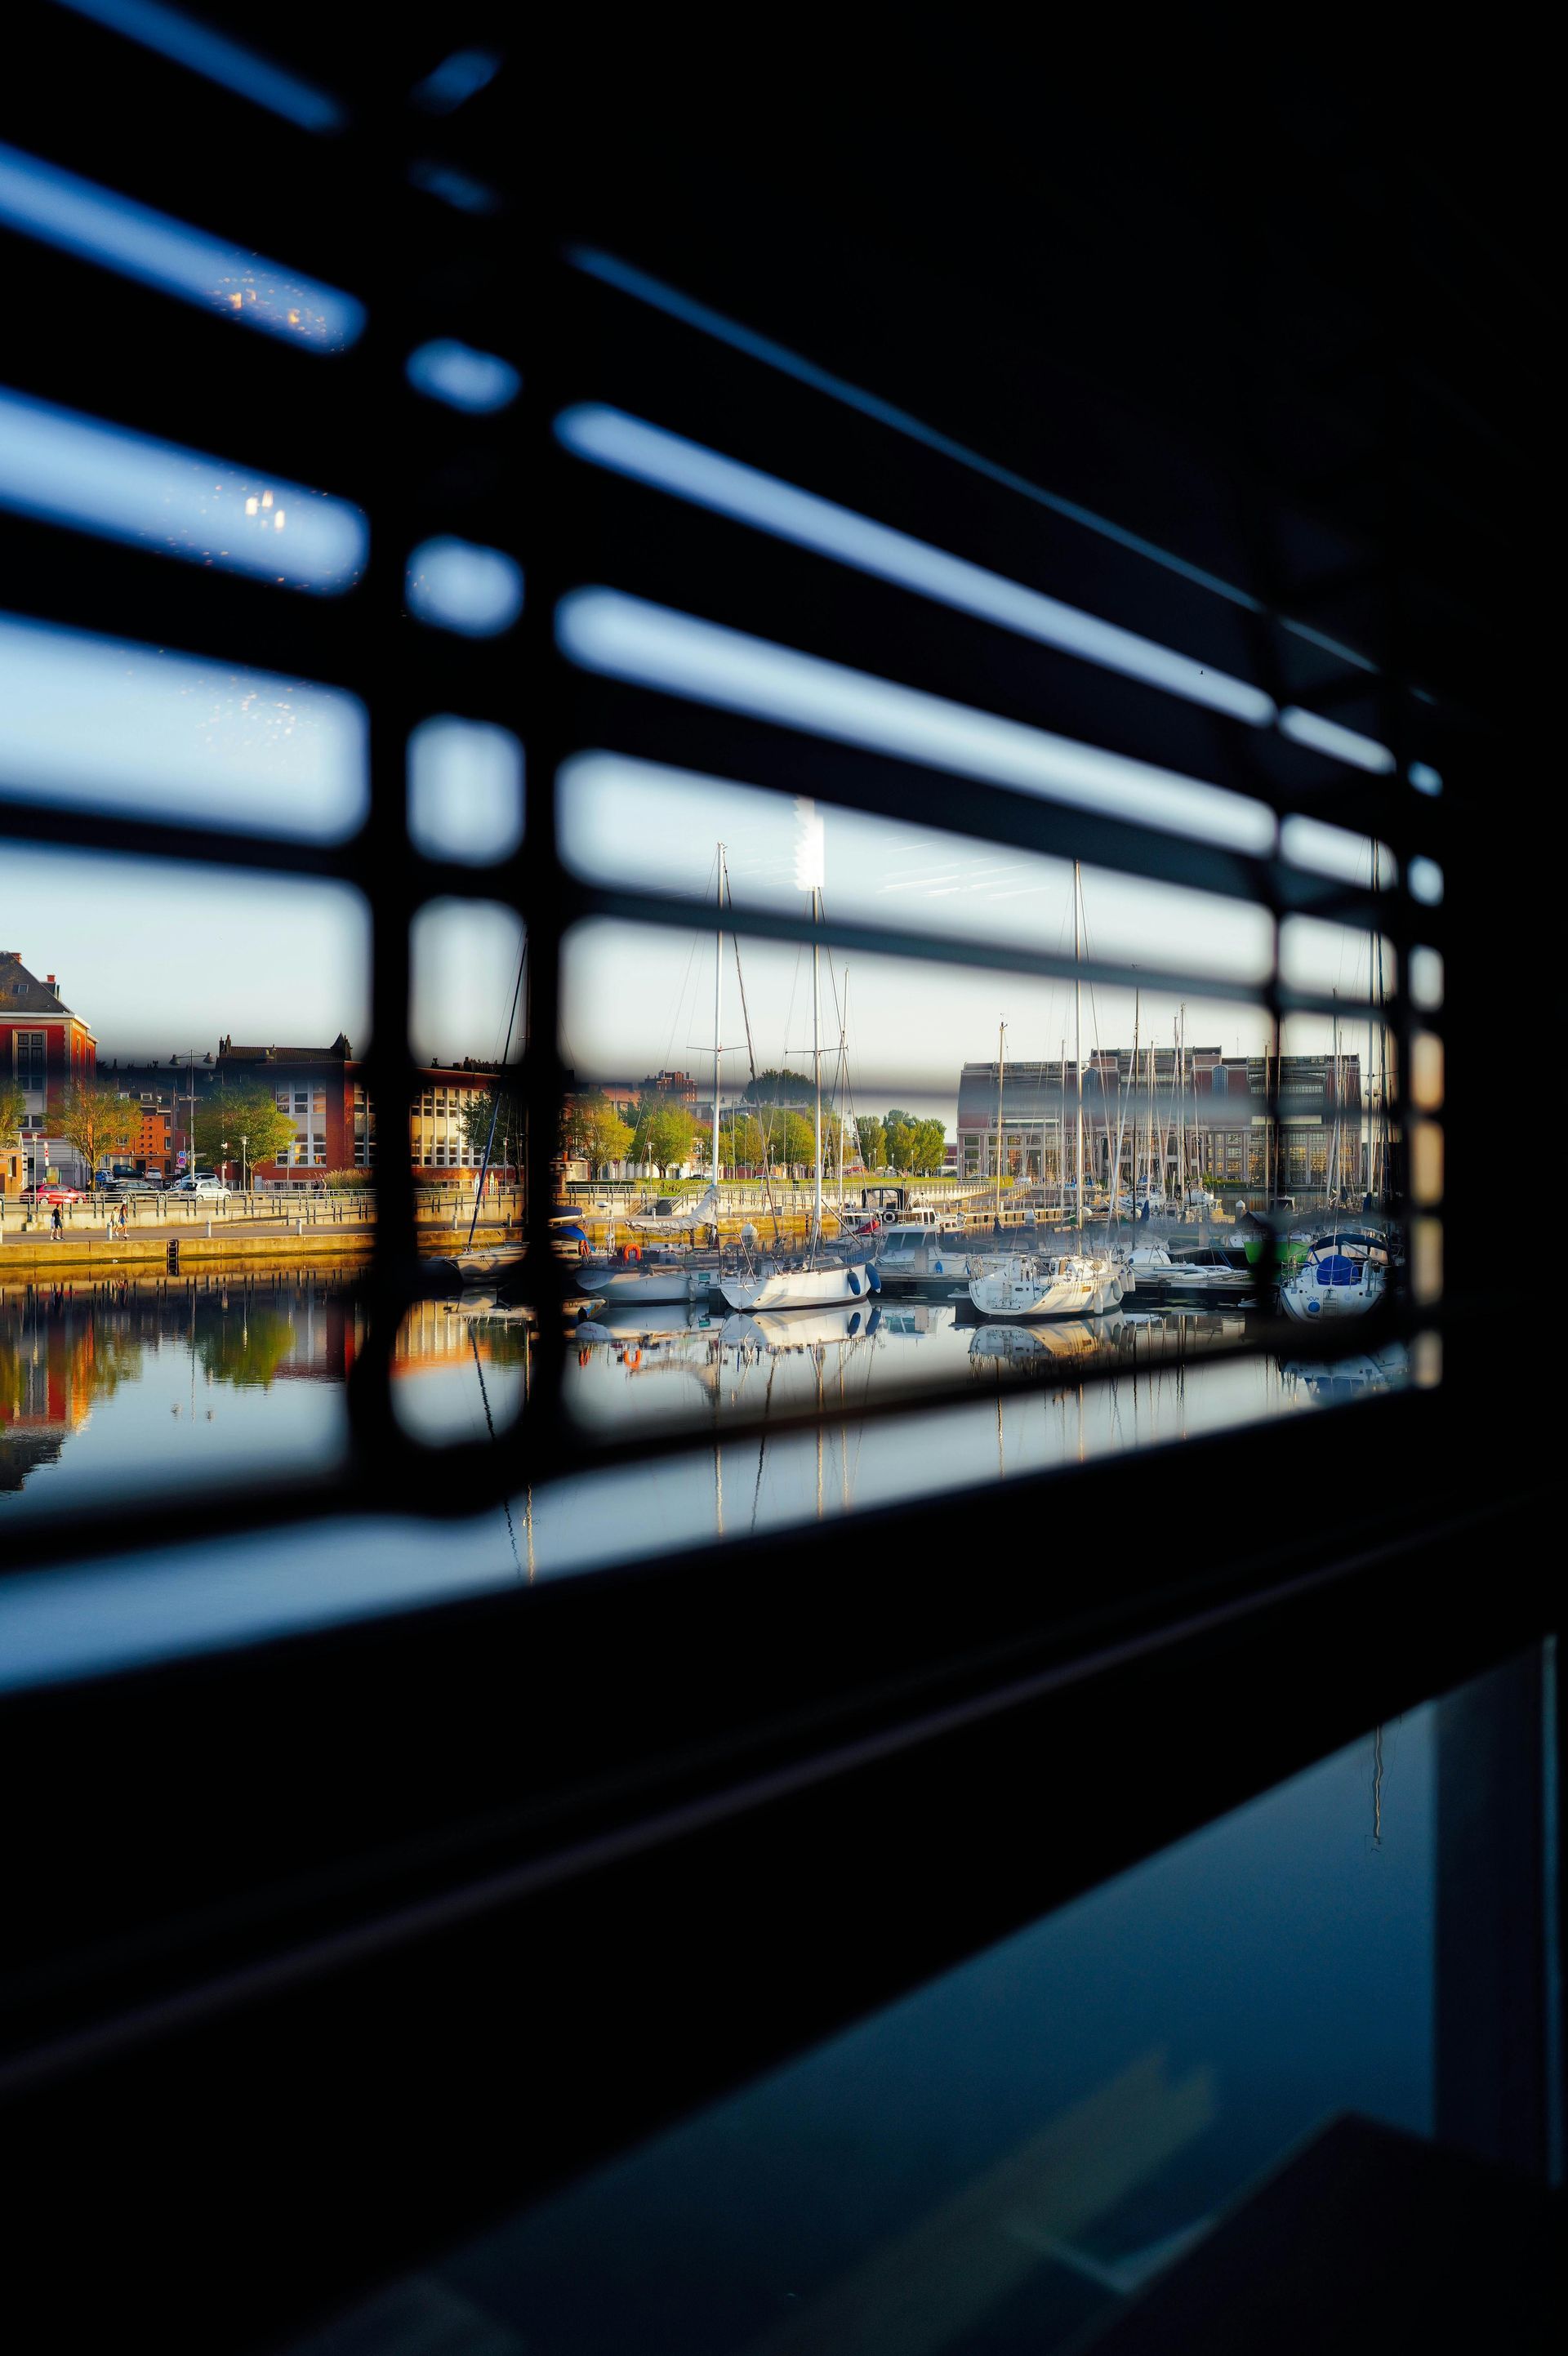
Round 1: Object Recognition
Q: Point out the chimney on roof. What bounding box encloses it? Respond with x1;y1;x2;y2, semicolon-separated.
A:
46;975;56;987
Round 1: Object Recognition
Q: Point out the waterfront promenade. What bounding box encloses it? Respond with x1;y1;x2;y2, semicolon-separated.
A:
0;1187;521;1276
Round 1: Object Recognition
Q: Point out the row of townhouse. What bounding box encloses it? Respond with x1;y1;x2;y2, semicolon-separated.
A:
2;951;512;1191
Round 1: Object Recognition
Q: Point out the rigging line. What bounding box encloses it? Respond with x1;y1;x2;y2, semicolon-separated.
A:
724;869;784;1236
751;1356;777;1530
467;938;528;1251
468;1325;522;1580
659;846;718;1077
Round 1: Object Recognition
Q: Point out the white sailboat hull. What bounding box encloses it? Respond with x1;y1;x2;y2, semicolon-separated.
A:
586;1265;707;1305
718;1262;874;1312
967;1252;1120;1319
1280;1237;1388;1324
720;1305;877;1350
1280;1266;1385;1322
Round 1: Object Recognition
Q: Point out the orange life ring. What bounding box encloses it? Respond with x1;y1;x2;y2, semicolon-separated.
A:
625;1345;642;1370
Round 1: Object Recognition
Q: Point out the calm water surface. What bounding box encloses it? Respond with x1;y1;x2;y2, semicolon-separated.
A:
2;1269;1404;1684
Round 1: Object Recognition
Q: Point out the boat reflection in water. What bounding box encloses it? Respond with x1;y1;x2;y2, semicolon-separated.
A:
5;1268;1414;1591
968;1316;1126;1369
1280;1342;1408;1403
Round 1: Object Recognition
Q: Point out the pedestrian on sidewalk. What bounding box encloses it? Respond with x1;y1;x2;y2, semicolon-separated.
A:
51;1203;64;1240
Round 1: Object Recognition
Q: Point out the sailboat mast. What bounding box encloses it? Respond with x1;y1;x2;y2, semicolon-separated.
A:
1074;861;1084;1232
713;844;725;1195
994;1018;1006;1225
1367;844;1379;1205
812;885;823;1246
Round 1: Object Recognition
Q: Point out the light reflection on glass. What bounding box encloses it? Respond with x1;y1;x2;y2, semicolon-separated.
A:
407;339;520;415
556;404;1276;728
0;608;366;837
54;0;345;132
408;719;523;863
1277;706;1396;774
407;537;523;635
411;48;502;114
0;140;363;348
556;590;1276;855
0;387;366;591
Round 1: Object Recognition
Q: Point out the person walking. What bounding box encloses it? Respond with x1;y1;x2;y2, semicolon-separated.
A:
118;1199;129;1235
51;1202;64;1241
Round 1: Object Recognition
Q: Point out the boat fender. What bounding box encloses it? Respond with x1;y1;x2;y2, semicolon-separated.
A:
866;1263;881;1294
934;1259;943;1275
846;1268;862;1295
867;1303;882;1334
848;1310;862;1335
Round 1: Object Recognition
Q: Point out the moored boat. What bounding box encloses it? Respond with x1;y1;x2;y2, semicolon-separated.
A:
1280;1231;1388;1323
967;1249;1121;1319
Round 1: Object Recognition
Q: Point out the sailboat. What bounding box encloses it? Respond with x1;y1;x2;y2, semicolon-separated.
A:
969;864;1120;1320
718;804;875;1314
587;849;734;1307
1279;901;1392;1325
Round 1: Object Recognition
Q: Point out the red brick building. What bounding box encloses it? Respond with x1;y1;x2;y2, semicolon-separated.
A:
214;1037;505;1185
0;951;98;1194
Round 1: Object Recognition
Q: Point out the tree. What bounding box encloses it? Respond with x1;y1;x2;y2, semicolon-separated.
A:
778;1109;815;1171
640;1104;694;1176
884;1116;915;1169
461;1084;528;1169
728;1113;767;1170
856;1116;885;1171
908;1119;947;1175
742;1068;810;1106
193;1086;296;1178
52;1082;141;1182
566;1090;633;1176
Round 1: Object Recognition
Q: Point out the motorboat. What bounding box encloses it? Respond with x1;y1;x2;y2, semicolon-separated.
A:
1279;1231;1388;1323
876;1205;1016;1287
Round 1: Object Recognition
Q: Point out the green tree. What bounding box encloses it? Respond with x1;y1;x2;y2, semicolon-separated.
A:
461;1084;528;1169
856;1116;885;1171
742;1067;810;1105
1;1081;24;1146
640;1104;694;1176
884;1116;915;1169
193;1086;296;1178
53;1082;141;1182
778;1108;816;1170
908;1119;947;1175
566;1090;633;1175
728;1113;767;1169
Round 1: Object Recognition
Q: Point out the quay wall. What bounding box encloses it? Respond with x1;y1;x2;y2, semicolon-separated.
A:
0;1225;519;1279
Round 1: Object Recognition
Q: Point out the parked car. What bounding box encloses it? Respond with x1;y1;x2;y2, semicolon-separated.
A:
20;1183;83;1205
172;1175;232;1202
104;1176;163;1196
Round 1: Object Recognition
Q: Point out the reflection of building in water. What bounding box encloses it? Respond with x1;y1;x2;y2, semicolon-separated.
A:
0;1274;376;1496
957;1050;1364;1194
0;1316;99;1436
393;1299;515;1374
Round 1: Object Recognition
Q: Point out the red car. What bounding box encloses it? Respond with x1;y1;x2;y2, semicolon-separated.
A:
20;1184;83;1205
